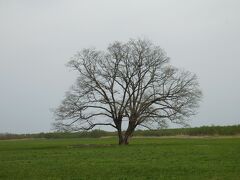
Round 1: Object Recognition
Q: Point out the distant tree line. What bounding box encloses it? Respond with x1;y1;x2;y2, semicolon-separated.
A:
0;125;240;140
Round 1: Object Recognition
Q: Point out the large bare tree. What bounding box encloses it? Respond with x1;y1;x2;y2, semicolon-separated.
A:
54;39;202;145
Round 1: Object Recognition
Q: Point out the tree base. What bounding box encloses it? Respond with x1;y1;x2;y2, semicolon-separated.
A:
118;136;130;145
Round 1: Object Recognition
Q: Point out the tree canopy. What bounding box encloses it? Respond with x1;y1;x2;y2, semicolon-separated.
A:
54;38;202;144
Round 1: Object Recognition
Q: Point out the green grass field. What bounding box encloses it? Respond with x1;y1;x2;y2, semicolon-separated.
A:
0;137;240;179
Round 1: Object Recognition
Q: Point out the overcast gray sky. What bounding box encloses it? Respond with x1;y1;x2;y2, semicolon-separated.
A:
0;0;240;133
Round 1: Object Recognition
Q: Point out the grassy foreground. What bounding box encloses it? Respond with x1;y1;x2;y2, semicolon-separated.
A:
0;137;240;179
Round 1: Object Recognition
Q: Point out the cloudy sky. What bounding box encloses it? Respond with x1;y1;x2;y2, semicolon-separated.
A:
0;0;239;133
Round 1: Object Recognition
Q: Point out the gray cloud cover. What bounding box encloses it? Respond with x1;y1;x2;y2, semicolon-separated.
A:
0;0;239;133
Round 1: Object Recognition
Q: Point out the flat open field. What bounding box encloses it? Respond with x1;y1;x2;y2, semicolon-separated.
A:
0;137;240;179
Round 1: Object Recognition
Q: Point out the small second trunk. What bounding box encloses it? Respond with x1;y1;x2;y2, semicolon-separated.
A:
123;135;130;145
122;120;136;145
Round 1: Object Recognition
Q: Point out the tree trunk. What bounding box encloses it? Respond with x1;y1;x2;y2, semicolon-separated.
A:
123;135;130;145
118;130;132;145
122;119;136;145
118;134;130;145
118;132;134;145
117;119;136;145
118;130;124;145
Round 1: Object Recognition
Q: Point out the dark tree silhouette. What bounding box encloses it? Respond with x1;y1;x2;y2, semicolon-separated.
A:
54;38;202;145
